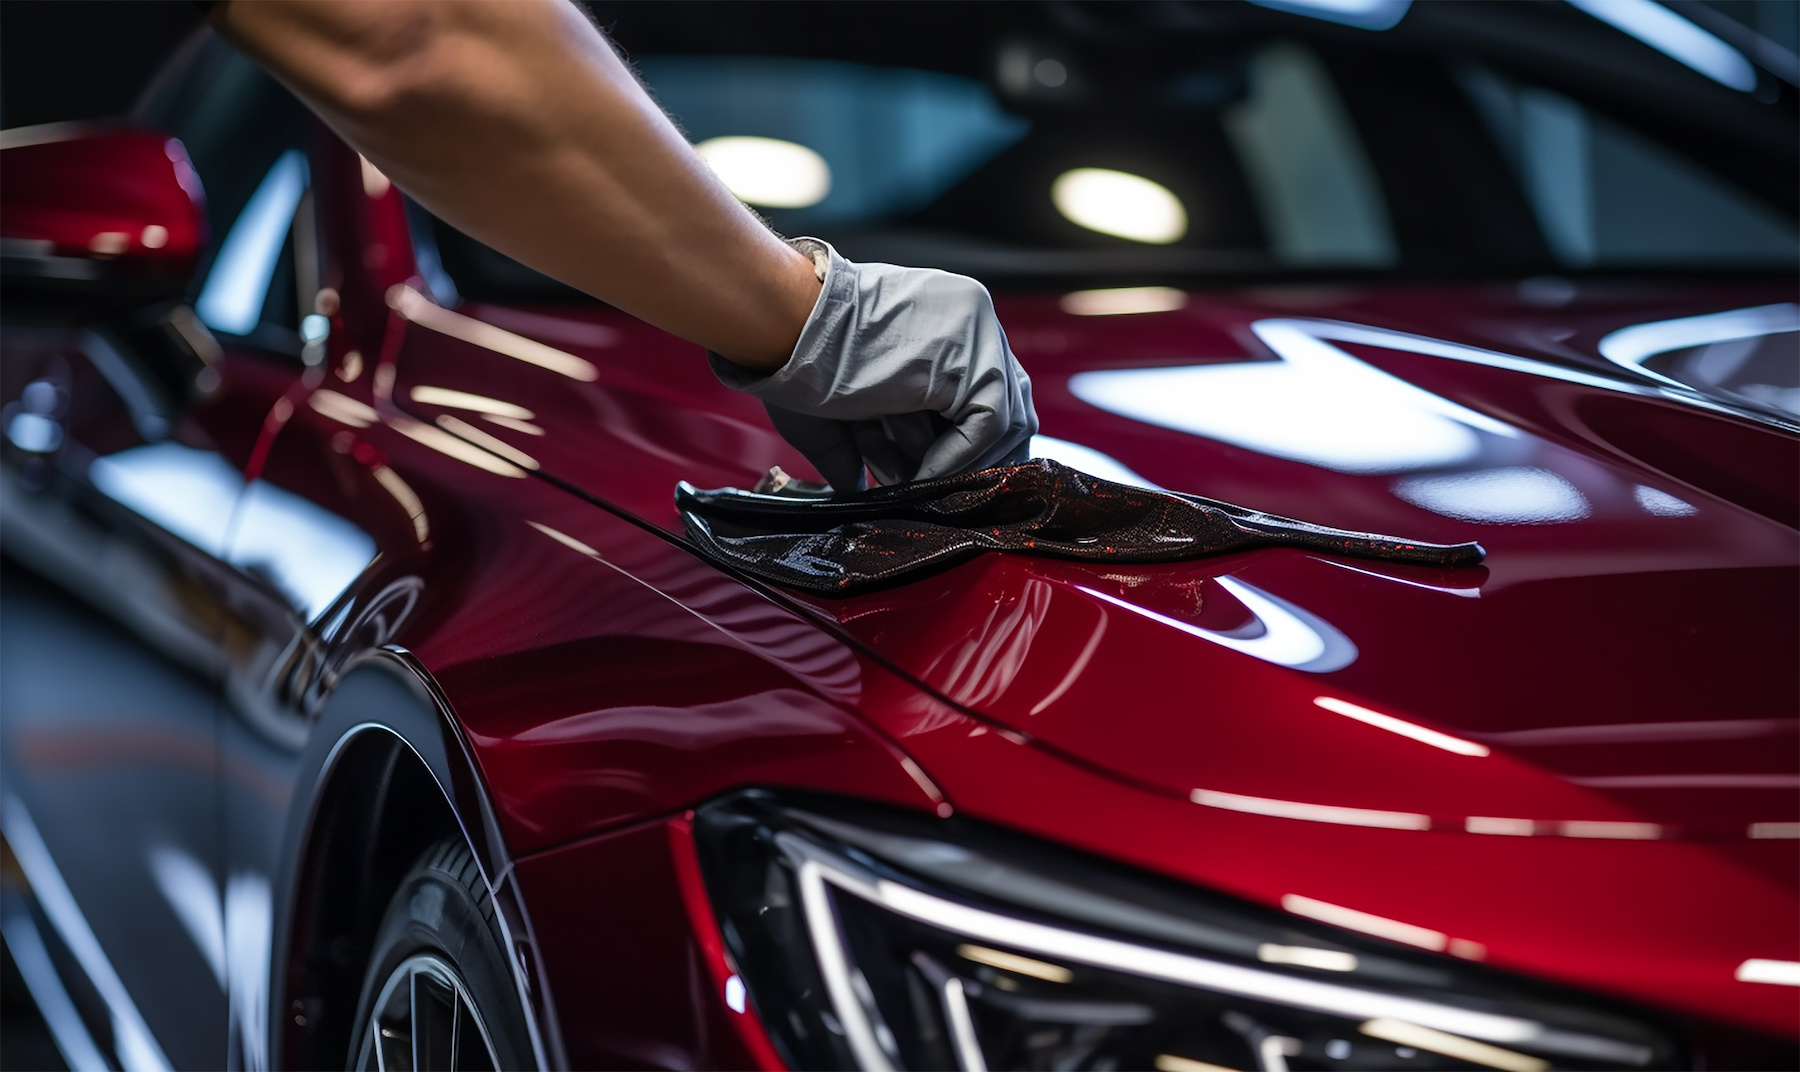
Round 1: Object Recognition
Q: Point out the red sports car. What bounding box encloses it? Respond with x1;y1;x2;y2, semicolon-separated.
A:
2;3;1795;1070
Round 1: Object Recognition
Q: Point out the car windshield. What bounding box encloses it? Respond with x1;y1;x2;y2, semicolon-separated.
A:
417;0;1797;299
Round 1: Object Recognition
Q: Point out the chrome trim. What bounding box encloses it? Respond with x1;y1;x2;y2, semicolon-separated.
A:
776;824;1654;1068
939;976;988;1072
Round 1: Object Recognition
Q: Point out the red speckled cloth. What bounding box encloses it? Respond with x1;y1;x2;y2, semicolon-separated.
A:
677;459;1483;596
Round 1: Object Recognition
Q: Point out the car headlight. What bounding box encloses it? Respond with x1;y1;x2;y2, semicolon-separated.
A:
695;793;1683;1072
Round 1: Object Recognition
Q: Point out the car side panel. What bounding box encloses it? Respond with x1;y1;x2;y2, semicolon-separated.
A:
0;327;300;1069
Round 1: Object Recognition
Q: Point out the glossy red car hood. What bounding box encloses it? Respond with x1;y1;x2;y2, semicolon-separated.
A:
404;281;1797;834
800;285;1800;845
393;280;1798;1029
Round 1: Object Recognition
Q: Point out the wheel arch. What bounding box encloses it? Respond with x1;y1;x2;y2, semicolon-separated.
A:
269;648;562;1071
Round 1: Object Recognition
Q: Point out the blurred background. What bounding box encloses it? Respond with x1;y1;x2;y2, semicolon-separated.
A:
3;2;1795;132
4;1;1798;299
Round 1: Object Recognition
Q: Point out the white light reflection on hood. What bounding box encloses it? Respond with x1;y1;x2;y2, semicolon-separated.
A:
1029;435;1164;490
1597;302;1799;387
147;845;224;986
1068;321;1514;474
1059;287;1189;317
1634;485;1697;517
1193;789;1429;831
1393;467;1589;525
1312;696;1490;756
1077;575;1356;673
1736;960;1800;987
389;287;599;382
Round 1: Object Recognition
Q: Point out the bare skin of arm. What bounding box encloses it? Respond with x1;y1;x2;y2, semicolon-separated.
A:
208;0;817;370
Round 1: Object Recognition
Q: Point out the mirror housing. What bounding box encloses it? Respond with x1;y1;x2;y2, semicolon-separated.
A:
0;125;207;304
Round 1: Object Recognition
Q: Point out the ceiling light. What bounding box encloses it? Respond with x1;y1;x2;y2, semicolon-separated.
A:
1052;168;1187;244
696;136;831;209
1059;286;1189;316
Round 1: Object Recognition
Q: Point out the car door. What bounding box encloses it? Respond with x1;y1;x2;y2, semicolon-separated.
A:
0;297;245;1070
1;37;319;1069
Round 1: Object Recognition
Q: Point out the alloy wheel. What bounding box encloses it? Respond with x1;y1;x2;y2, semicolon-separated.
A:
354;953;500;1072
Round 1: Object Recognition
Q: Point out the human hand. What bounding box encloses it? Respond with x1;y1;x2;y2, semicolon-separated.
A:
710;238;1037;492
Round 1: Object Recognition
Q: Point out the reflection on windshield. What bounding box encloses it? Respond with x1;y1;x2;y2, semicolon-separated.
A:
1461;69;1797;269
1223;43;1396;266
1567;0;1756;92
1247;0;1413;31
639;55;1028;225
429;13;1793;303
196;149;307;336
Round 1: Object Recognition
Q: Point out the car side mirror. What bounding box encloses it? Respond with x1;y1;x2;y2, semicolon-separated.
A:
0;125;208;306
1;126;221;430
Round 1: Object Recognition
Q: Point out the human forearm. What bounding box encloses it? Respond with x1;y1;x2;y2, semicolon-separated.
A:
209;0;817;368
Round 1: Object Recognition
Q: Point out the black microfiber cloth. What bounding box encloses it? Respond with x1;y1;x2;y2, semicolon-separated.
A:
676;458;1484;596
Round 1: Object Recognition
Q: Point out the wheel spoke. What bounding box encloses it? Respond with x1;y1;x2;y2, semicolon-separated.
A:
412;968;458;1070
454;991;498;1072
357;1016;385;1072
362;954;501;1072
449;987;461;1072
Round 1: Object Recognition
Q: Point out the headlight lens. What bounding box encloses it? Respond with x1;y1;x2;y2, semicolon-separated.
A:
695;793;1686;1072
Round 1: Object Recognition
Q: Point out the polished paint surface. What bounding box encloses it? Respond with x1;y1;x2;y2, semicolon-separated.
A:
0;125;207;274
2;61;1795;1072
370;146;1798;1035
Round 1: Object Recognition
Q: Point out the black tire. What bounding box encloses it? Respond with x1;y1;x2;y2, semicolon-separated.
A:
348;838;534;1071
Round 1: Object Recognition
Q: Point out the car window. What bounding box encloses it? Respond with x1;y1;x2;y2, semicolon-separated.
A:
1459;66;1799;268
639;55;1030;224
195;149;309;336
136;38;313;350
1222;42;1396;266
401;2;1796;300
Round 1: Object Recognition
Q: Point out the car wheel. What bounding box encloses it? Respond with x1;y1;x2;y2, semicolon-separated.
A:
349;839;532;1071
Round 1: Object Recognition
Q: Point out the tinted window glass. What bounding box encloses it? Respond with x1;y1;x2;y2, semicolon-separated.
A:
408;1;1796;301
640;56;1030;224
1222;43;1395;266
1460;67;1798;268
137;37;311;348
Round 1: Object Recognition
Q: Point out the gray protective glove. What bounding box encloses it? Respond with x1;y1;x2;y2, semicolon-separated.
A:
710;238;1037;492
